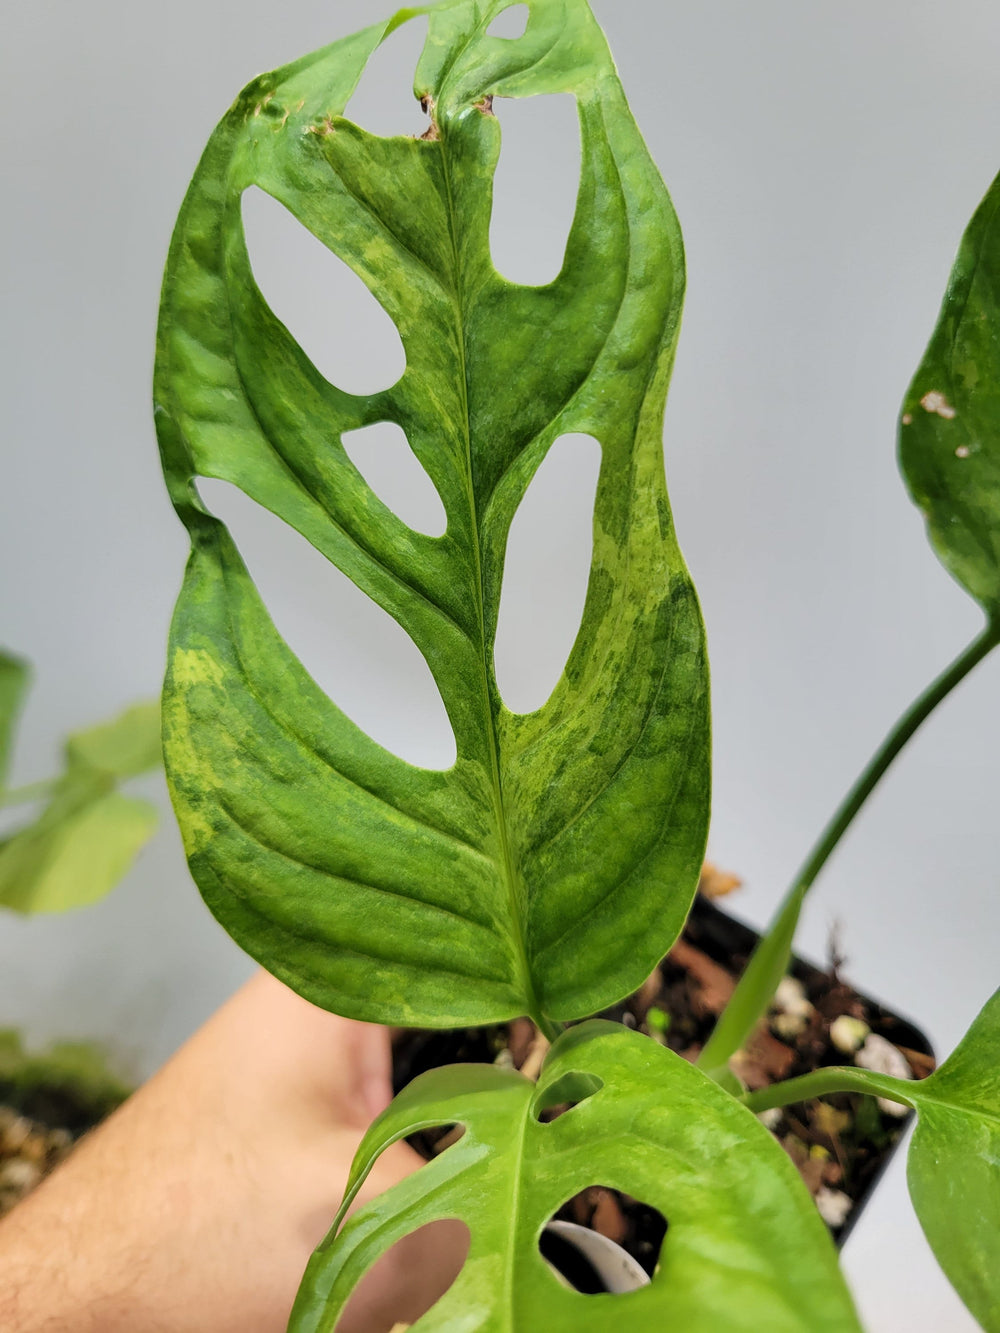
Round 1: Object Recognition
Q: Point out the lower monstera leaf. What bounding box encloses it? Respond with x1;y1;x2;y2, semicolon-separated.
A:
289;1023;861;1332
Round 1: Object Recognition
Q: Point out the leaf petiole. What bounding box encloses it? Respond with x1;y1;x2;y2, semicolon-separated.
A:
742;1066;915;1116
534;1013;566;1045
699;618;1000;1076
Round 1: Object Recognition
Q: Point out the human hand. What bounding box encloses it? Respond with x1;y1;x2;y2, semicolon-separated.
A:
0;970;463;1332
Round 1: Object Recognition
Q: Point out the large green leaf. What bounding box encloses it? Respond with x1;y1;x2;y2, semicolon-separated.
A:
0;650;30;790
289;1022;860;1332
155;0;710;1028
0;701;161;915
900;169;1000;615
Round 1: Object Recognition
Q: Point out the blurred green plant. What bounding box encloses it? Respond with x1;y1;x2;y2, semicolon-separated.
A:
0;652;161;914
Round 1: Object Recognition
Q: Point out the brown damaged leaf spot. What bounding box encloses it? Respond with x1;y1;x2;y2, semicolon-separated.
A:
418;94;440;140
307;115;337;137
474;94;495;115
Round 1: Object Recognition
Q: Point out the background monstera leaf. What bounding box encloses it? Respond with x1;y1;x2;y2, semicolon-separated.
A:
0;698;161;915
900;168;1000;619
155;0;710;1028
289;1023;861;1332
0;650;30;789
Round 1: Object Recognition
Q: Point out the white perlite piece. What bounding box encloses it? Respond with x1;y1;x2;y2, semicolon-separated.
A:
830;1015;870;1054
815;1187;853;1229
920;389;957;419
856;1033;912;1117
770;976;815;1039
756;1107;783;1130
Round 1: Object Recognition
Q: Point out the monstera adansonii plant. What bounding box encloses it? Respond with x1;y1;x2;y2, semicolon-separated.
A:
154;2;1000;1328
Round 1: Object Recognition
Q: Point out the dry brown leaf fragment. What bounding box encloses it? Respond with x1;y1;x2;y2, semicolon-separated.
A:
698;861;743;899
667;939;735;1014
729;1026;796;1090
812;1102;851;1141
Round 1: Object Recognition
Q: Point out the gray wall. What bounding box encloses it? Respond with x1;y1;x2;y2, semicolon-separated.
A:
3;3;1000;1327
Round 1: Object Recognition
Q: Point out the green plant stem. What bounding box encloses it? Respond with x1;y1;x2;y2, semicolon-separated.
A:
535;1014;565;1044
0;778;54;809
742;1067;915;1115
698;619;1000;1077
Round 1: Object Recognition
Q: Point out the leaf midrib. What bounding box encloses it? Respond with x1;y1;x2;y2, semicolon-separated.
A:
435;95;541;1026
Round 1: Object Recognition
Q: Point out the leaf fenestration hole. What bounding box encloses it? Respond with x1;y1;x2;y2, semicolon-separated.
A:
240;186;406;397
342;14;430;138
487;4;529;39
494;433;601;715
341;421;447;537
533;1071;603;1123
541;1186;667;1290
400;1118;467;1162
489;93;580;287
195;478;457;770
334;1218;470;1332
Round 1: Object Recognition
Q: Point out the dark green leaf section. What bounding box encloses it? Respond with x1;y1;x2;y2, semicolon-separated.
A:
289;1023;860;1332
900;169;1000;616
155;0;709;1027
0;701;161;915
0;650;30;789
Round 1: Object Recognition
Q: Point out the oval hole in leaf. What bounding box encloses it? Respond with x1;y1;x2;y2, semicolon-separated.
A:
196;478;457;770
494;433;601;715
334;1218;470;1331
487;3;529;38
342;14;430;138
533;1070;603;1123
404;1120;467;1162
490;93;581;287
341;421;447;537
241;186;406;397
541;1187;667;1289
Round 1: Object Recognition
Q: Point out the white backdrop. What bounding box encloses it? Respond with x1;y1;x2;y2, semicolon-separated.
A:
3;3;1000;1328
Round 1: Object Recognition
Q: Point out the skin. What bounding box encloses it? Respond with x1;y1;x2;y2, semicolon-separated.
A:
0;971;466;1332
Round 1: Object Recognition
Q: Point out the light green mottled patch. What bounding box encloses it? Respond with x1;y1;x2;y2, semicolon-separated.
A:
170;646;226;690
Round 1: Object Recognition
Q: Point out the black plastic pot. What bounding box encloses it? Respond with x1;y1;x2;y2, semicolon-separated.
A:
685;895;934;1247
